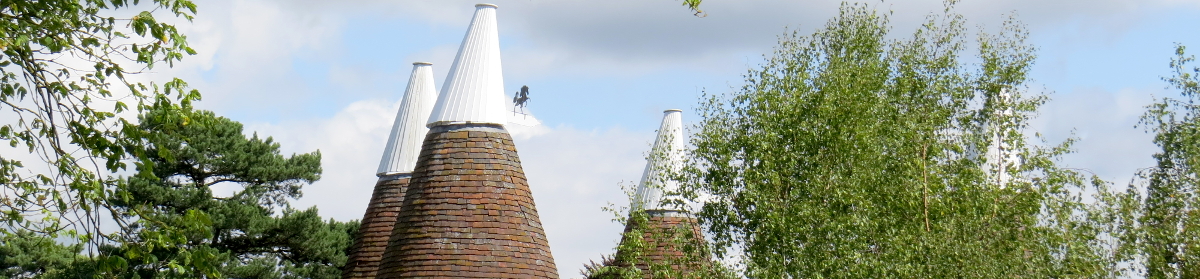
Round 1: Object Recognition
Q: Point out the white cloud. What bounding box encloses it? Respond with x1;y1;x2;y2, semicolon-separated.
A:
244;98;396;220
157;0;1200;88
144;0;1200;124
1030;86;1162;188
516;125;652;278
347;0;1200;78
154;0;350;119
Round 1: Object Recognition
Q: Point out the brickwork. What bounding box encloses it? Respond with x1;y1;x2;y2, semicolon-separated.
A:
343;176;411;279
376;125;558;279
617;210;707;279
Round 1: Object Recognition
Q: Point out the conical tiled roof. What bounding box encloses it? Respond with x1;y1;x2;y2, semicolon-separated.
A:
342;177;410;279
377;126;558;278
378;62;438;176
590;110;711;279
426;3;507;127
343;62;438;279
633;109;685;211
376;4;558;278
613;210;708;279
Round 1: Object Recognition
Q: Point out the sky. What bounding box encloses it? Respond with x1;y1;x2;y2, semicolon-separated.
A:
132;0;1200;277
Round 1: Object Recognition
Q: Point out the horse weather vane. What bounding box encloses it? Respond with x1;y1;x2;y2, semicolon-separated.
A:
508;85;541;127
512;85;531;115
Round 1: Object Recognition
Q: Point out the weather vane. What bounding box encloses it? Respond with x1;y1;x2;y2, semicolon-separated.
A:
512;85;530;115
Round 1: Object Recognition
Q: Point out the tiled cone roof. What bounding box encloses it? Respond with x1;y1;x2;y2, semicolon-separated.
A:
343;177;411;279
378;62;438;176
376;126;557;278
375;4;558;278
614;211;708;279
426;4;508;127
342;62;438;279
633;109;685;211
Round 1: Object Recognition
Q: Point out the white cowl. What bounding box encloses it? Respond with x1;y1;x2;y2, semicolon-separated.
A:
377;62;437;176
427;4;508;127
633;109;686;211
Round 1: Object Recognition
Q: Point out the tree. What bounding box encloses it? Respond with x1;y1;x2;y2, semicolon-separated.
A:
0;105;357;278
680;3;1118;278
0;0;202;274
94;106;357;278
0;230;83;278
1114;44;1200;278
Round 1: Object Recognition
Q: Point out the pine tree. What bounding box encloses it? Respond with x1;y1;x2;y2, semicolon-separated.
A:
96;106;357;278
0;231;83;278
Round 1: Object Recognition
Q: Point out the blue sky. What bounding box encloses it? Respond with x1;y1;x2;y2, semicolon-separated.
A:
151;0;1200;277
1033;7;1200;91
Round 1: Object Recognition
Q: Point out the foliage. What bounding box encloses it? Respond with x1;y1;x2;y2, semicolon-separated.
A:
89;106;357;278
0;230;83;278
680;3;1118;278
0;0;203;275
681;0;704;17
1112;44;1200;278
582;254;625;279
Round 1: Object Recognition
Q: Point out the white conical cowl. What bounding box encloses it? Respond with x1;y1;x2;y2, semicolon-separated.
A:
985;89;1020;186
633;109;686;211
378;62;438;176
427;4;507;128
